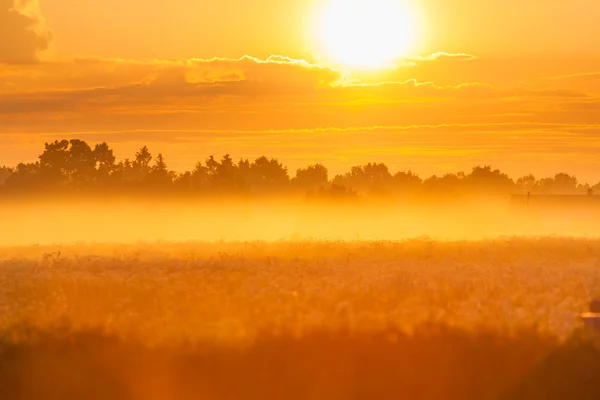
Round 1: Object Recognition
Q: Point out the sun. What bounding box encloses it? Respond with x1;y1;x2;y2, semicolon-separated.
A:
317;0;417;69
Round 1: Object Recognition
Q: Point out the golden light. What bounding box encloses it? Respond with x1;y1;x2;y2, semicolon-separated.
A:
317;0;418;69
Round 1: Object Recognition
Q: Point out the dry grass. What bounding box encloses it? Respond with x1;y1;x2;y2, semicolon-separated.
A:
1;238;600;399
2;323;600;400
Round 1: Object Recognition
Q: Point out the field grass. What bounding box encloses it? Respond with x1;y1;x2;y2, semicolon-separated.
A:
2;238;600;399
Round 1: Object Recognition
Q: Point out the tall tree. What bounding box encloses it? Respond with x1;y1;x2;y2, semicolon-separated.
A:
537;173;579;194
134;146;152;170
66;139;97;186
39;139;70;186
293;163;328;190
94;142;116;183
516;174;537;193
205;154;241;191
37;139;114;188
0;166;12;187
247;156;289;191
5;163;41;189
465;165;515;194
131;146;153;183
191;161;210;190
393;171;423;193
423;172;466;195
333;162;393;194
147;153;173;186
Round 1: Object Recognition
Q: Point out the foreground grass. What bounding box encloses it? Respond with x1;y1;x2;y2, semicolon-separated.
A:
1;238;599;342
1;238;600;398
1;323;600;400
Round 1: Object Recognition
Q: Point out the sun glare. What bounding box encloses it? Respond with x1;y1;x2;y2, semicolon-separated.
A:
318;0;417;69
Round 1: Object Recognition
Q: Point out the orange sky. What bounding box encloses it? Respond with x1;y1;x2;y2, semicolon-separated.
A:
1;0;600;182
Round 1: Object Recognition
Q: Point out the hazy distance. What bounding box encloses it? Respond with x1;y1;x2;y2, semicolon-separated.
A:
2;196;598;246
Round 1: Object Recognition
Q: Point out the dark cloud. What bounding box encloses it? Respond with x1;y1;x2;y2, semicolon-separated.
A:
0;0;53;64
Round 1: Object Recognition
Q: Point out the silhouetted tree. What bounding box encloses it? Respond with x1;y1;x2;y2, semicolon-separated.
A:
393;171;423;194
3;138;599;199
66;139;97;186
129;146;153;184
206;154;243;191
333;163;393;195
147;153;174;186
554;173;579;192
36;139;118;189
174;161;210;192
236;158;251;181
537;173;579;194
246;156;289;192
516;174;537;193
5;162;41;189
94;142;116;183
134;146;152;169
465;165;515;194
191;161;210;190
423;172;466;195
292;163;328;191
38;139;70;186
173;171;192;191
0;166;12;187
110;158;133;186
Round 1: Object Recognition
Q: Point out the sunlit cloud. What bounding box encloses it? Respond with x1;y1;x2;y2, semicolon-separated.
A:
408;52;477;61
0;0;53;64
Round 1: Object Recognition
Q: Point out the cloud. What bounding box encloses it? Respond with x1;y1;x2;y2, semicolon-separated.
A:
539;70;600;96
0;55;346;95
545;71;600;81
342;79;589;101
0;54;597;143
0;67;576;120
0;0;53;64
356;58;600;91
409;52;477;61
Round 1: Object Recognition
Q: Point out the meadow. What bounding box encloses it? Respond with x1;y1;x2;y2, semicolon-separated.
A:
2;237;600;399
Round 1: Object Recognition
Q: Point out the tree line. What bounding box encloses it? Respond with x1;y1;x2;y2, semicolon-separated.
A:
0;139;595;200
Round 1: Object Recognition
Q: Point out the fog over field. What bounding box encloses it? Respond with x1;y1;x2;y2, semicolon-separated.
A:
2;196;599;246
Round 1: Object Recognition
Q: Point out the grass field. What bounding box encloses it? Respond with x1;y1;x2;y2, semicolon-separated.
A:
2;238;600;399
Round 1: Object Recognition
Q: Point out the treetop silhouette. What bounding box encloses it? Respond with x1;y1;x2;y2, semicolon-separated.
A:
0;139;595;199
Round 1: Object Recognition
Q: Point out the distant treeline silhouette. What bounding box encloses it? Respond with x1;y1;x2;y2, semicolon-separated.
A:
0;139;596;199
